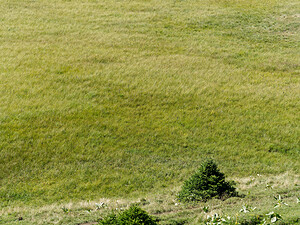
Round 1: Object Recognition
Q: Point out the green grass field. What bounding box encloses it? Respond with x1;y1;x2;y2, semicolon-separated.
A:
0;0;299;224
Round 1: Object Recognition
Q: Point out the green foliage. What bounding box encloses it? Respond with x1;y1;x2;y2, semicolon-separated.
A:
178;159;237;202
205;213;231;224
273;195;288;208
99;213;118;225
266;211;283;223
99;206;158;225
61;206;69;214
239;215;265;225
204;212;286;225
203;206;210;213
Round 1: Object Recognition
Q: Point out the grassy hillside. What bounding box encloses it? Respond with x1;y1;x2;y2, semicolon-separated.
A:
0;0;299;223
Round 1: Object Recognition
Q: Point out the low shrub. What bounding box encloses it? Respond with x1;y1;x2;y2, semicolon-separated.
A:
99;205;158;225
178;159;237;202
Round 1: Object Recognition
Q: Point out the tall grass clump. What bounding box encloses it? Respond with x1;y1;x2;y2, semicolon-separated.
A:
178;159;237;202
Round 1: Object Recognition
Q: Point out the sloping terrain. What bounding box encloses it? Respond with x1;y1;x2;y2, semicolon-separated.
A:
0;0;299;224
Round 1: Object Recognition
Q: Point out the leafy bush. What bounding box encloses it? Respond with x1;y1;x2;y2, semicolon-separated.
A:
99;213;118;225
99;205;158;225
178;159;237;202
